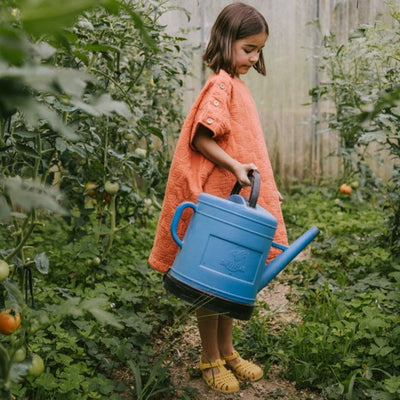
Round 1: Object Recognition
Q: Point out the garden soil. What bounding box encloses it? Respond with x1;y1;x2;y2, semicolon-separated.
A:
165;268;320;400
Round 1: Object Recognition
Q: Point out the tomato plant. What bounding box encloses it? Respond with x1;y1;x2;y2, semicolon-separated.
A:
311;5;400;254
0;0;192;397
0;310;21;335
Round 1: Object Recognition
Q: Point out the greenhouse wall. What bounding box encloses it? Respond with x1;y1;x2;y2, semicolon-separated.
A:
161;0;397;182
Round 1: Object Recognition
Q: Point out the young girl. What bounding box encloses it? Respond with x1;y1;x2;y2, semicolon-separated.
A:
148;2;287;393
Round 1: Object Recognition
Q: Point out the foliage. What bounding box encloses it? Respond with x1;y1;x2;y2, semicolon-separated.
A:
311;3;400;253
1;218;187;399
0;0;191;398
235;184;400;399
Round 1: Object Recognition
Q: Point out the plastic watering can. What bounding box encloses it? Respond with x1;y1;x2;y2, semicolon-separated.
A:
164;171;320;320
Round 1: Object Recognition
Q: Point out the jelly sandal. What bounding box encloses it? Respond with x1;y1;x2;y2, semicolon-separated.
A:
199;358;240;393
223;350;263;381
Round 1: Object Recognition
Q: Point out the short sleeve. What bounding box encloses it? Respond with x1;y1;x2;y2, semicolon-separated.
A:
189;75;232;147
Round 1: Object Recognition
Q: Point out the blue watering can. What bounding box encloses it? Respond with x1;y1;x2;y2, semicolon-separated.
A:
164;171;320;320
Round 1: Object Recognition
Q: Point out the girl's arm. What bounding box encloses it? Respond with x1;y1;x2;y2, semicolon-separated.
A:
192;125;257;186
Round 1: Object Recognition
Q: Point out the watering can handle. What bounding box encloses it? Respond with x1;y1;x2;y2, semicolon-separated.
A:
170;201;197;248
230;170;260;208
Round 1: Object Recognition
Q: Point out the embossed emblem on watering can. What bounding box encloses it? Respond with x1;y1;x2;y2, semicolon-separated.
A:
164;171;320;320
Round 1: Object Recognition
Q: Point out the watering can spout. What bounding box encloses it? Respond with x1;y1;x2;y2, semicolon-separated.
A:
259;226;320;291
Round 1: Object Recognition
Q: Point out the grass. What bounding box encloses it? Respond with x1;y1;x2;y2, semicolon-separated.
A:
234;182;400;399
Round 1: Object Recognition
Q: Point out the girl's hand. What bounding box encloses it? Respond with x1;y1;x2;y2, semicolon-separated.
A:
232;163;258;186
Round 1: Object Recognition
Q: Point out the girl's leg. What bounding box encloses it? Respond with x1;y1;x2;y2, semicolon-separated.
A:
196;308;240;393
197;310;239;371
217;314;234;358
217;314;241;368
196;308;220;364
217;314;263;381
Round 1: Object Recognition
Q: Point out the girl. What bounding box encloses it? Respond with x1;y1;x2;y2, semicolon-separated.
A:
148;2;287;393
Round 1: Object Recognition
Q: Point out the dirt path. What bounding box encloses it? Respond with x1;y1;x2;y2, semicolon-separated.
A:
167;274;319;399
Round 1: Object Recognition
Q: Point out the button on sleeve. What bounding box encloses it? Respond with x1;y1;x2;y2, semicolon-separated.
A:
189;77;232;146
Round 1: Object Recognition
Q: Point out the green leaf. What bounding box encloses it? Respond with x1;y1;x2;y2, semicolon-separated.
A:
33;372;59;390
9;361;30;382
56;297;83;318
2;279;25;307
127;360;142;396
0;196;11;221
80;298;122;329
118;4;157;52
19;99;78;141
0;24;26;66
384;376;400;394
20;0;105;36
5;177;68;215
34;252;49;274
12;130;38;139
55;137;68;153
358;130;387;145
14;142;40;159
72;94;132;119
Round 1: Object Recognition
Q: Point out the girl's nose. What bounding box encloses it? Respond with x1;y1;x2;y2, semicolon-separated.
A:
250;53;259;63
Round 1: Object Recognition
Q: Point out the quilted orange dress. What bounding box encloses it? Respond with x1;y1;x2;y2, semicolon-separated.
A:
148;69;287;273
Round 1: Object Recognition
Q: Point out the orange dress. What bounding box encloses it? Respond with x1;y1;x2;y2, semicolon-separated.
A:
148;69;287;273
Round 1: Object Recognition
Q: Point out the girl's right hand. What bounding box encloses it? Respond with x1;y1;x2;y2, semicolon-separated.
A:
233;163;258;186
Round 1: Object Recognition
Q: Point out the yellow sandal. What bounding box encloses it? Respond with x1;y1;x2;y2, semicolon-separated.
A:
223;351;263;381
199;358;240;393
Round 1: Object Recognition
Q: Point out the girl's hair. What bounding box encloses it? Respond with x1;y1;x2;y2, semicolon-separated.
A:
203;2;269;76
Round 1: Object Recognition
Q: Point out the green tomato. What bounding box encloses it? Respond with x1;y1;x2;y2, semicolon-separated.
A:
104;181;119;195
28;354;44;377
124;132;135;140
13;347;26;362
144;198;152;207
134;148;146;157
0;260;10;282
350;180;360;189
91;257;101;266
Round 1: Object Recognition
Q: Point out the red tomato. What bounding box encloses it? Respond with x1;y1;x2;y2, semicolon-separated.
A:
0;309;21;335
340;183;352;194
84;182;97;197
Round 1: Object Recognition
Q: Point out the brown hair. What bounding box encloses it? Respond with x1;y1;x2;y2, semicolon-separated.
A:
203;2;269;76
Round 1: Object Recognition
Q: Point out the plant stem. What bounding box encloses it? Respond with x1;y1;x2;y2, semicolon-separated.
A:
0;119;5;148
33;132;42;180
6;212;37;263
104;195;116;257
92;68;134;112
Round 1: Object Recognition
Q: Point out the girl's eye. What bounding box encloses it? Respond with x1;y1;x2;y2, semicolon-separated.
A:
244;48;262;55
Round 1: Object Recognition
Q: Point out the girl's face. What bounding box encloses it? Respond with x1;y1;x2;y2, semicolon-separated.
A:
233;32;268;76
